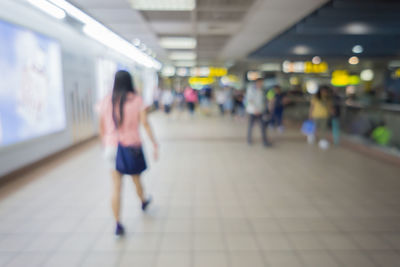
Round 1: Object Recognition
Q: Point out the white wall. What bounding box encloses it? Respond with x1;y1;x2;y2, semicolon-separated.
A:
0;0;156;177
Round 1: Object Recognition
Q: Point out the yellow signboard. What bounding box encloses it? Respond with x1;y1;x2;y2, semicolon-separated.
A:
190;67;228;77
209;67;228;77
395;68;400;78
189;77;215;85
331;70;360;87
304;62;328;73
283;60;328;73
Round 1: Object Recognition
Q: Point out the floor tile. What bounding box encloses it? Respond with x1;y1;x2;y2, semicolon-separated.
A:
194;252;228;267
369;251;400;267
119;252;156;267
41;252;85;267
159;234;192;251
4;252;48;267
318;233;359;250
263;251;303;267
332;251;377;267
156;252;191;267
229;251;265;267
257;233;293;251
298;251;340;267
225;234;259;251
194;233;226;251
80;252;120;267
124;233;160;251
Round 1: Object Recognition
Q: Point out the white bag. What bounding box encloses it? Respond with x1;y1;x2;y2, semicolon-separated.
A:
318;139;330;150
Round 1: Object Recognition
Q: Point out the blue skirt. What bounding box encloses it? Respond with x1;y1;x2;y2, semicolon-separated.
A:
116;144;147;175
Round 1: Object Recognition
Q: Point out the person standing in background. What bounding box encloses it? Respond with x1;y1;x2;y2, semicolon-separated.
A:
269;85;287;133
175;88;186;118
99;70;158;236
331;87;342;145
202;86;213;116
233;89;245;118
184;85;198;116
216;89;226;115
153;87;161;110
223;86;234;116
309;85;333;148
245;78;271;146
161;88;174;118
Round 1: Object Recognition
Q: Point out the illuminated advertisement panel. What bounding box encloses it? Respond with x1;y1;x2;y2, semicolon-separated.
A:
0;19;66;147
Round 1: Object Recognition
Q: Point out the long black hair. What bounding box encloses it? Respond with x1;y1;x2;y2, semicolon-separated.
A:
112;70;135;127
316;85;330;100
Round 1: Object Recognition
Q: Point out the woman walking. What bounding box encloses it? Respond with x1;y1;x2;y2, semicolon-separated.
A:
309;85;332;149
100;70;158;236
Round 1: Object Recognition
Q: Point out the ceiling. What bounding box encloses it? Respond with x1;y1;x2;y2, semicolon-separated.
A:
250;0;400;60
70;0;328;67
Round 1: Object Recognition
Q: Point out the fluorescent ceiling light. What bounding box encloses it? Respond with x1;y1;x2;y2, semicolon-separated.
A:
260;63;281;72
176;67;190;77
161;65;176;77
360;69;374;81
170;52;196;61
47;0;94;24
352;45;363;54
174;61;196;67
27;0;66;19
83;24;161;70
344;23;371;34
47;0;161;70
348;56;359;65
312;56;321;65
160;37;196;49
129;0;195;11
292;45;310;55
140;43;147;51
132;38;141;47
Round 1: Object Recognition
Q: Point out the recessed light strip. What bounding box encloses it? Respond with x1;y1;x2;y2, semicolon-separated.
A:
27;0;66;20
46;0;161;70
129;0;195;11
160;37;196;49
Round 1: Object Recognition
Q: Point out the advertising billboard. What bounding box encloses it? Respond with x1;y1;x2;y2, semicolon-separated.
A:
0;19;66;147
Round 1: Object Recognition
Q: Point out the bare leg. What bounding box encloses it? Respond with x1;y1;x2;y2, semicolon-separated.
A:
131;175;145;202
111;170;123;222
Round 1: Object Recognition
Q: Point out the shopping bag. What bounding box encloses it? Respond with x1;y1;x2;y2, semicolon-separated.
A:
301;120;316;135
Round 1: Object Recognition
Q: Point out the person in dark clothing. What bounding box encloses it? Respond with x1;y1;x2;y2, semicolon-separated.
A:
269;85;287;132
331;87;342;145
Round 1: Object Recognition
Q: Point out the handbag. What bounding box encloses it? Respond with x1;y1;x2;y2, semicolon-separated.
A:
116;143;147;175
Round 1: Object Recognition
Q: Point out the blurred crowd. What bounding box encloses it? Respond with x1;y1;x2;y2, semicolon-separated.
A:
152;79;393;149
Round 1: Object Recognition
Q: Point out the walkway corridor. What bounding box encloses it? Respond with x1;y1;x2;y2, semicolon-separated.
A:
0;113;399;267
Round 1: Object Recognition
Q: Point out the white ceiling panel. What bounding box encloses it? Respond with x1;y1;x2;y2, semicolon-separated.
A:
150;22;193;35
72;0;329;64
87;8;144;23
196;22;241;35
71;0;129;8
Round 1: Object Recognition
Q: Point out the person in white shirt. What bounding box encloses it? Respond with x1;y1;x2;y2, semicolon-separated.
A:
216;89;226;115
245;78;271;146
161;89;174;115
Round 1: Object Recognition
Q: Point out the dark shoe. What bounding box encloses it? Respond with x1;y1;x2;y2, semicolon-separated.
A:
115;222;125;236
141;197;152;211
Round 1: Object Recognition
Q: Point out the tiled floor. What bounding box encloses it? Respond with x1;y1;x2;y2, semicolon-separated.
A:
0;112;400;267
